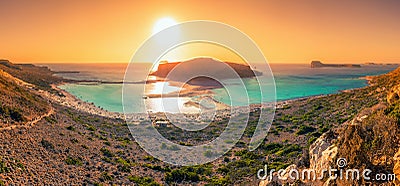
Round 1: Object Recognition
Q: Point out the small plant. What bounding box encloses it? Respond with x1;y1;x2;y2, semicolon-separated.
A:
100;148;114;157
44;116;57;124
165;169;200;183
100;172;114;181
295;125;315;135
0;158;10;173
65;156;83;166
40;138;54;150
66;126;75;131
86;124;96;131
128;175;160;186
70;138;79;144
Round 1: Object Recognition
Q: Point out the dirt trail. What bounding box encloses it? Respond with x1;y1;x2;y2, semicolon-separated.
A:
0;107;54;131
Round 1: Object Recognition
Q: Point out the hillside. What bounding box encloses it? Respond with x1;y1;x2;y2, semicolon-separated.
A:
0;60;63;91
0;68;51;128
260;67;400;186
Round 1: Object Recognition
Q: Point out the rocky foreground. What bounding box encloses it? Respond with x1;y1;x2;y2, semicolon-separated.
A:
260;66;400;185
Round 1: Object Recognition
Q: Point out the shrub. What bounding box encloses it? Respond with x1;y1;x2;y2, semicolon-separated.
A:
40;138;54;150
9;109;25;122
86;124;96;131
65;156;83;166
100;148;114;157
295;125;315;135
70;138;79;144
66;126;75;131
0;158;10;173
165;169;200;183
128;175;160;186
100;172;114;181
44;116;57;124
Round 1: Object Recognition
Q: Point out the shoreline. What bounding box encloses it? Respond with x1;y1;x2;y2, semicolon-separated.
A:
45;83;126;119
51;69;385;118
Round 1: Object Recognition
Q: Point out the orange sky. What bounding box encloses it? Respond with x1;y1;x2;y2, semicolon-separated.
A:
1;0;400;63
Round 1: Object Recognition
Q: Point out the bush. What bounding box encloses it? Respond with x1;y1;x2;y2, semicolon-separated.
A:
100;172;114;181
207;176;229;185
165;169;200;183
66;126;75;131
295;125;315;135
128;176;160;186
40;138;54;150
0;158;10;173
9;109;25;122
44;116;57;124
86;124;96;131
100;148;114;157
65;156;83;166
261;142;283;154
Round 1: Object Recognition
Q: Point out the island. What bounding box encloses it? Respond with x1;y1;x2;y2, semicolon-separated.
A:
151;57;262;81
311;60;361;68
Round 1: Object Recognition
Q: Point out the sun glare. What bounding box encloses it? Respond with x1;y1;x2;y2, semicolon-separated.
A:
152;17;178;35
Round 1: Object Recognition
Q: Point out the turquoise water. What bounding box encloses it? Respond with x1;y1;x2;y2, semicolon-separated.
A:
43;63;398;113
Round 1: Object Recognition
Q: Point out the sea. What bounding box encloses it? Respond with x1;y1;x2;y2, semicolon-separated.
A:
39;63;398;113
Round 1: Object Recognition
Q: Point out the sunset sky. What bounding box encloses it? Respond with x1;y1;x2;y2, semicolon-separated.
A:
1;0;400;63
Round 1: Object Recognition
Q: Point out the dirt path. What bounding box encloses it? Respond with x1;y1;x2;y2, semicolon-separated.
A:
0;107;54;131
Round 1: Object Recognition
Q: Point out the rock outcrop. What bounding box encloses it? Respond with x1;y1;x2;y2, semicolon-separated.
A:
388;84;400;104
309;131;338;179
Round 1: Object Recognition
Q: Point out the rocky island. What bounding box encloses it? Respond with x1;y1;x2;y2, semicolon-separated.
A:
311;60;361;68
151;57;262;82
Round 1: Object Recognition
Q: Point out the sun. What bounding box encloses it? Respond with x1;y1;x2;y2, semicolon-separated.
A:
152;17;178;35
